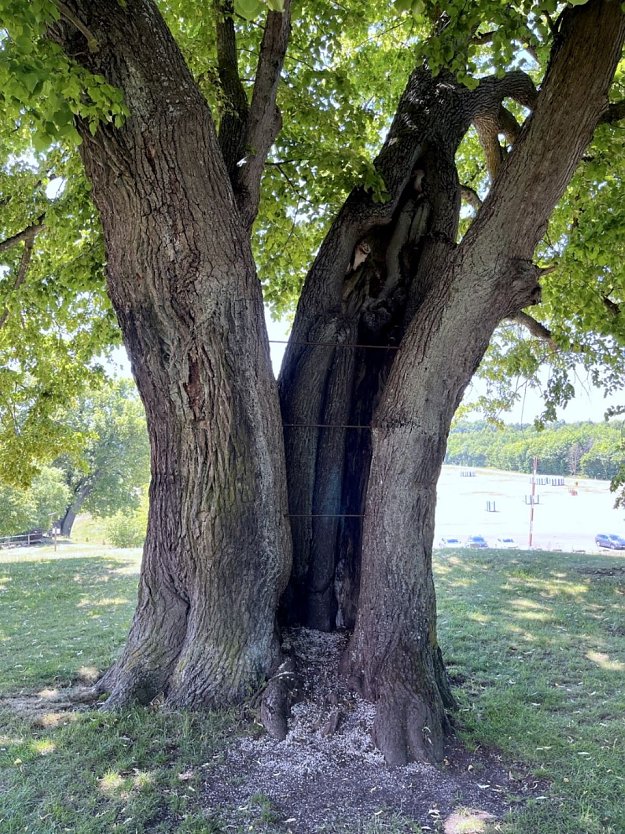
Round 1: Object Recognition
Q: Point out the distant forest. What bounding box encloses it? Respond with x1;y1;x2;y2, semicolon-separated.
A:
446;421;625;480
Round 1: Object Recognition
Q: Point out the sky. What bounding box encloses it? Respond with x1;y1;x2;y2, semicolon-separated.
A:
109;310;622;425
262;314;622;425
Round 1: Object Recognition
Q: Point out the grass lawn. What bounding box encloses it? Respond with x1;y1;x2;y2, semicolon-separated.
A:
70;515;112;546
0;544;623;833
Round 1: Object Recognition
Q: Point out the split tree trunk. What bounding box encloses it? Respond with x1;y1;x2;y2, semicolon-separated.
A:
53;0;625;765
53;0;292;708
282;0;625;763
279;69;471;631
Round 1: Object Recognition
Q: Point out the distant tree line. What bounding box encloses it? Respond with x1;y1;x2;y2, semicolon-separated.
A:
0;379;149;538
446;420;625;481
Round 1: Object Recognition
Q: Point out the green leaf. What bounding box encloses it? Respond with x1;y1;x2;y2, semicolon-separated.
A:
234;0;264;20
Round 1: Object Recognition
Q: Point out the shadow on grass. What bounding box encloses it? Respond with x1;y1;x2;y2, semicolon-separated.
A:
0;705;235;834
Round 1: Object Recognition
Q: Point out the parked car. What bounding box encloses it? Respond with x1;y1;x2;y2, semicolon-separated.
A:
495;537;518;549
595;533;625;550
438;537;462;548
465;535;488;549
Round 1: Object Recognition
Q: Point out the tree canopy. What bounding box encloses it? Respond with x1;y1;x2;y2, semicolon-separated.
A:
0;378;149;536
1;0;624;471
55;378;150;535
0;465;69;536
447;418;625;480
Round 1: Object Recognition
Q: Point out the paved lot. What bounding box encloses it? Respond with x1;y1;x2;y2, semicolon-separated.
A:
435;465;625;552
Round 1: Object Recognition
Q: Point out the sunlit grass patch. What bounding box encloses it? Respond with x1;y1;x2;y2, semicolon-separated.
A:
436;547;625;834
0;548;141;693
0;705;235;834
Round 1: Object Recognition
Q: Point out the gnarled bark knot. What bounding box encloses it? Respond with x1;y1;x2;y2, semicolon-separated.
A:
505;258;544;315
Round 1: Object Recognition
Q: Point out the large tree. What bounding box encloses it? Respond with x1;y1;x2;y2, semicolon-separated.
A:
56;379;150;537
1;0;624;763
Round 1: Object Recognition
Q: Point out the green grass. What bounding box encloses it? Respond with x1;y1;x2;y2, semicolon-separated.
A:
71;515;112;546
0;545;239;834
0;544;623;833
0;547;140;692
435;548;625;834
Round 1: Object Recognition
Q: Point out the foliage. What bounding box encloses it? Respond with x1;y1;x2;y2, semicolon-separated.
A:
29;464;71;528
0;0;124;479
0;464;69;536
55;378;150;524
467;56;625;422
446;419;625;481
0;480;35;536
0;0;623;444
0;1;127;148
0;378;149;534
0;151;120;484
105;492;148;548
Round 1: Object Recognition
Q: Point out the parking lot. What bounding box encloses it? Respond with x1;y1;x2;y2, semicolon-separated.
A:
434;465;625;552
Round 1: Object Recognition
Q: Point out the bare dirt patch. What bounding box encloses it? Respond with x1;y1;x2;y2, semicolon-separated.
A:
576;565;625;577
0;684;97;727
202;629;545;833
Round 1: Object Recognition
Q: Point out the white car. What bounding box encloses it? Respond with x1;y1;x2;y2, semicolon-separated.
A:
495;537;518;549
438;537;462;548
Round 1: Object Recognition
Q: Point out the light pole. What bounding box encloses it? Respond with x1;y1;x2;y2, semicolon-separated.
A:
528;456;538;548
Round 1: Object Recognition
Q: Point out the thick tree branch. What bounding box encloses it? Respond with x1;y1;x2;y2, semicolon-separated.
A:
498;105;523;145
600;99;625;124
474;104;523;182
474;115;506;182
235;0;292;231
465;0;625;268
0;229;39;330
509;310;555;346
53;1;98;51
214;0;250;180
471;71;537;182
0;217;45;253
471;70;538;115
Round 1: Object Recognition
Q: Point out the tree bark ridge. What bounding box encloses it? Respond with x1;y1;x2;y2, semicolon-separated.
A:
53;0;292;709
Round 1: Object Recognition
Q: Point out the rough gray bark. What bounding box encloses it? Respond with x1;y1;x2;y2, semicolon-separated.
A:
343;0;625;764
52;0;292;708
278;69;472;630
278;65;537;630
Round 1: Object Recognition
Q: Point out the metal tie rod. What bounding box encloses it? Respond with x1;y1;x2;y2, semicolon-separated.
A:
268;339;399;350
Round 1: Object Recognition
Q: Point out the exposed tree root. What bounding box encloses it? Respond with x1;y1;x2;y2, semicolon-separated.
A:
260;656;299;740
342;637;455;765
373;686;448;766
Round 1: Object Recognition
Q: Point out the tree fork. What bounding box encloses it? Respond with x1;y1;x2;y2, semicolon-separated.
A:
279;68;472;629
